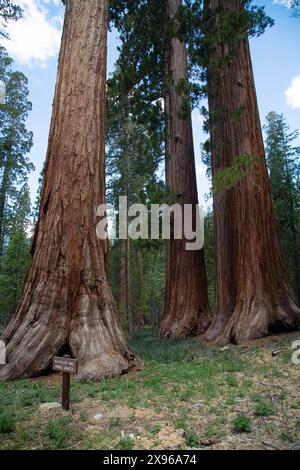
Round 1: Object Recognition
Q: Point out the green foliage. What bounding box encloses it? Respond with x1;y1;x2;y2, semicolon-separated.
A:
232;414;252;433
0;230;31;326
291;0;300;17
229;106;245;122
254;403;275;417
108;0;167;130
264;112;300;300
119;434;134;450
0;0;22;38
0;183;31;326
175;416;188;430
106;24;166;330
226;375;238;387
0;408;16;433
213;154;258;193
0;46;33;257
175;79;191;119
109;417;123;428
291;400;300;410
0;331;299;450
280;431;295;443
186;430;199;448
187;0;273;83
45;417;73;449
0;48;33;326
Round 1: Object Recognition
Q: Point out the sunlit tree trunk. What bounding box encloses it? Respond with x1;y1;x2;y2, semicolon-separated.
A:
160;0;211;337
0;0;134;380
204;0;300;344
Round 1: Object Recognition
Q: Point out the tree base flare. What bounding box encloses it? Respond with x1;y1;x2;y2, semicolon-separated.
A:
204;295;300;345
0;277;135;381
160;307;211;338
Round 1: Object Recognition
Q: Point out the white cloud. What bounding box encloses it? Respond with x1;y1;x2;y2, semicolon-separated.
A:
0;0;63;67
285;75;300;109
273;0;293;8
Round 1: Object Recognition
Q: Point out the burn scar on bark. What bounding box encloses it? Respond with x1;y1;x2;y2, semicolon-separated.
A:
43;192;51;217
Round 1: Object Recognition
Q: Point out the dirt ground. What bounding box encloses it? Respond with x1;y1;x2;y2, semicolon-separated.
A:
1;330;300;450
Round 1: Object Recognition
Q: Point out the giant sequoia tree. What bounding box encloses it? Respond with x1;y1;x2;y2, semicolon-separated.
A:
160;0;211;337
0;0;134;380
203;0;300;343
110;0;211;337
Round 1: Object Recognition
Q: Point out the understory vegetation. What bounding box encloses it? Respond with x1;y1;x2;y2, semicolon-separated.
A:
0;330;299;450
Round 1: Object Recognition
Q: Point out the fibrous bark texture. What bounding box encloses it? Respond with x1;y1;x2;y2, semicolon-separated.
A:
0;0;134;380
204;0;300;344
160;0;211;338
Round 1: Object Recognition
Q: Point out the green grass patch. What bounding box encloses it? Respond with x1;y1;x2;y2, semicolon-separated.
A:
232;414;252;433
254;402;275;417
0;409;16;434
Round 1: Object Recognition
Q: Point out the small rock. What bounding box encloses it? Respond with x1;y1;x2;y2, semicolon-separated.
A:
177;428;187;438
39;402;61;411
128;433;135;440
200;438;218;447
94;413;103;421
291;441;300;450
192;402;205;410
167;444;182;450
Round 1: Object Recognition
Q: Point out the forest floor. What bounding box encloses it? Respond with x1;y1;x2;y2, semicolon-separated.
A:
0;329;300;450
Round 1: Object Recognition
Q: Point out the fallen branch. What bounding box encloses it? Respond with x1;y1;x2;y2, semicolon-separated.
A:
271;347;288;357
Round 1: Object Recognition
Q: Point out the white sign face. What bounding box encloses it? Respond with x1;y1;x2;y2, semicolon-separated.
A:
0;81;5;104
0;340;6;365
52;356;78;374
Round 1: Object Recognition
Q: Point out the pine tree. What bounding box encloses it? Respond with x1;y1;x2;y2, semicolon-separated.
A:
0;46;33;259
291;0;300;17
0;0;22;38
110;0;211;337
265;112;300;301
0;184;31;327
106;70;164;331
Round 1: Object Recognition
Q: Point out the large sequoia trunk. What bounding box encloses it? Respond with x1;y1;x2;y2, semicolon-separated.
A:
204;0;300;344
160;0;211;337
0;0;134;380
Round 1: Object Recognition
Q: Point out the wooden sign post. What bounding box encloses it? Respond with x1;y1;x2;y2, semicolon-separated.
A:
52;355;78;411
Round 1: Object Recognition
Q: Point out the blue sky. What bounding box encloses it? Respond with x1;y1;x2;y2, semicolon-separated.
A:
0;0;299;208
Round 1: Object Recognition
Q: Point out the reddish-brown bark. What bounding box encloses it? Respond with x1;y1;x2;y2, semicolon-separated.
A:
0;0;134;380
160;0;211;338
204;0;300;344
